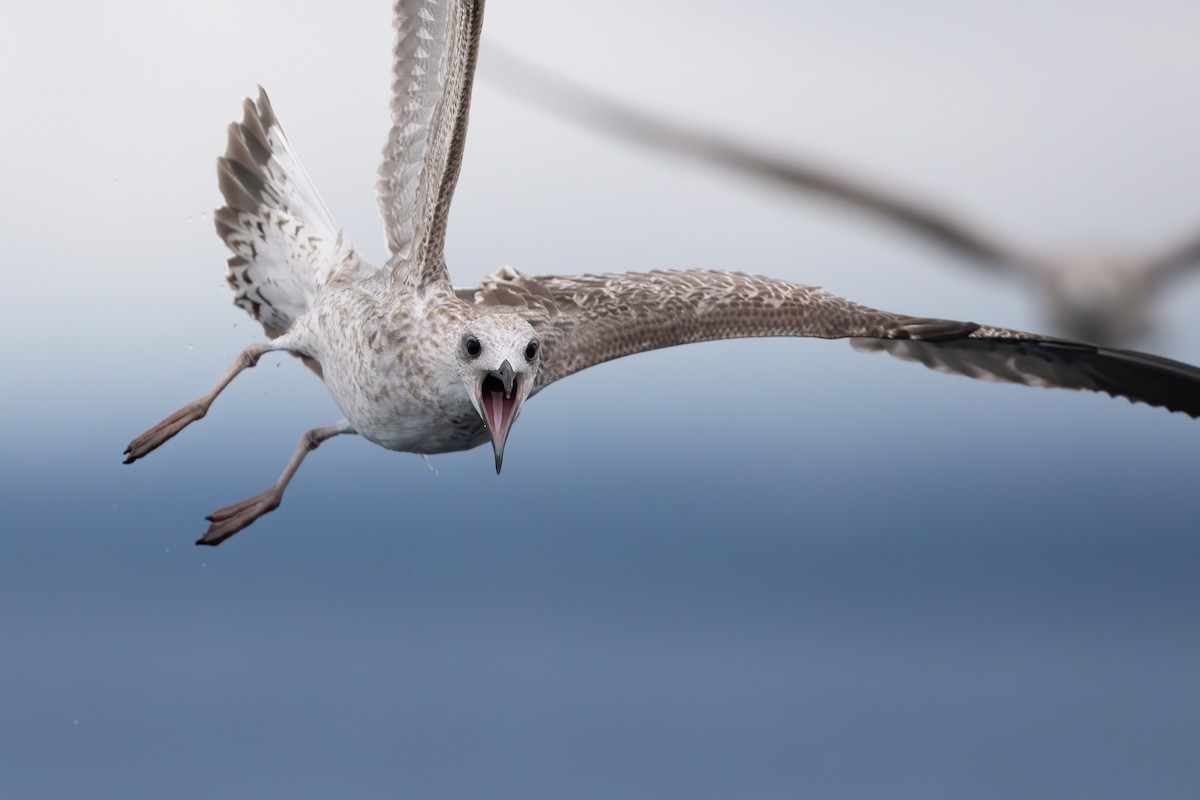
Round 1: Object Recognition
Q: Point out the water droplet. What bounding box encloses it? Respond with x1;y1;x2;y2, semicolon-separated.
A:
187;343;194;352
73;719;79;726
164;547;171;554
187;216;193;224
232;323;238;329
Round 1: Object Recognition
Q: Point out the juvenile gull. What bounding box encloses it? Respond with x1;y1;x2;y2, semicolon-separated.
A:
486;49;1200;347
125;0;1200;545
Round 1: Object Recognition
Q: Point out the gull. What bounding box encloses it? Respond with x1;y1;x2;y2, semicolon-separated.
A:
485;49;1200;347
125;0;1200;546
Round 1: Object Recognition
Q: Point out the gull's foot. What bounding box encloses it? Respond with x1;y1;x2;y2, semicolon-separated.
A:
196;489;282;546
123;403;207;464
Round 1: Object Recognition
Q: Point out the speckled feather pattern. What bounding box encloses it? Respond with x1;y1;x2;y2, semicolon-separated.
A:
465;267;981;389
215;88;372;339
377;0;483;290
461;267;1200;416
288;278;491;453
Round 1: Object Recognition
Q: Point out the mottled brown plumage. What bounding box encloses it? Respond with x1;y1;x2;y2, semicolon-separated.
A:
462;267;1200;416
461;268;978;389
378;0;483;288
125;0;1200;546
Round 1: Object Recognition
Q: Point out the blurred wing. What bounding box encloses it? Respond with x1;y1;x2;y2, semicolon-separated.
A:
460;267;1200;417
1146;225;1200;284
487;49;1029;273
215;88;372;339
377;0;484;289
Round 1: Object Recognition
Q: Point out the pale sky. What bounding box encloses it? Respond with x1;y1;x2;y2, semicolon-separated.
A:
5;0;1200;359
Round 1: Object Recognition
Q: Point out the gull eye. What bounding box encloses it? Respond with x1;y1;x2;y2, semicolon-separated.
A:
464;337;482;358
524;340;539;362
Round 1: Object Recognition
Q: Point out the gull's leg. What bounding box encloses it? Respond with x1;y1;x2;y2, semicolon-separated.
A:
197;420;356;546
123;343;280;464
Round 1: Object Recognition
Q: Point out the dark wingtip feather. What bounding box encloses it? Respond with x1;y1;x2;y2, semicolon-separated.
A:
216;156;267;212
862;333;1200;419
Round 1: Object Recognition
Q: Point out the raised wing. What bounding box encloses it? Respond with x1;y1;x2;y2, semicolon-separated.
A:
487;49;1030;273
377;0;484;289
461;267;1200;417
215;88;370;339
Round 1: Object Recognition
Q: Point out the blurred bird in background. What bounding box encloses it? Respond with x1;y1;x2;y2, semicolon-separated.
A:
486;48;1200;348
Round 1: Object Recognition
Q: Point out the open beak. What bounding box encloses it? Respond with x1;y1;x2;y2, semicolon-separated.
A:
475;360;524;474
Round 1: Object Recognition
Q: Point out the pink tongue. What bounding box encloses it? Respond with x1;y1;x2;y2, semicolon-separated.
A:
489;390;508;431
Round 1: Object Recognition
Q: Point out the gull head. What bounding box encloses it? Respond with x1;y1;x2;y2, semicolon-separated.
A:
455;313;541;473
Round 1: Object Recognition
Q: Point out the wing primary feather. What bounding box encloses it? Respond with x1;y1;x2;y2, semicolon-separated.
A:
462;267;1200;417
378;0;485;291
215;87;371;341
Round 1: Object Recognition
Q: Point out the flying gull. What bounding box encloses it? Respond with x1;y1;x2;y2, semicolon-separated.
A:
485;49;1200;347
125;0;1200;545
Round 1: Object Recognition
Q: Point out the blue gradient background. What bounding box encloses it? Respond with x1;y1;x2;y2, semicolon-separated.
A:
2;1;1199;797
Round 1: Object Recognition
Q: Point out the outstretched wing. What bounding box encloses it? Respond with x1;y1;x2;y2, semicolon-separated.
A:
215;87;371;339
460;267;1200;417
377;0;484;289
487;49;1030;273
